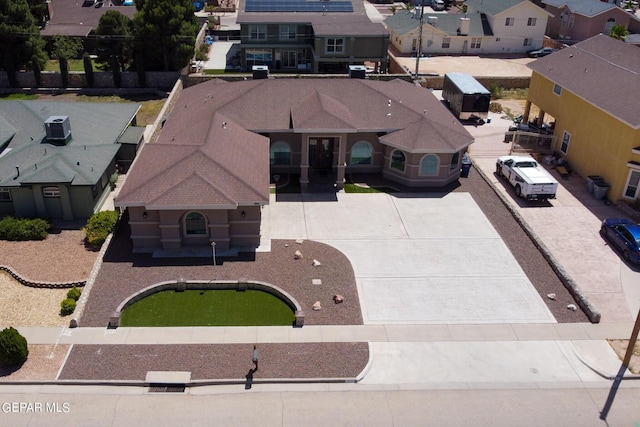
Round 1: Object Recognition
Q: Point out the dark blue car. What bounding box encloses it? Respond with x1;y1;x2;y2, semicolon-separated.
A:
601;218;640;264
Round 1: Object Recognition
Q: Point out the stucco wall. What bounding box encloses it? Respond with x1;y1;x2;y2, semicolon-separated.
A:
528;72;640;201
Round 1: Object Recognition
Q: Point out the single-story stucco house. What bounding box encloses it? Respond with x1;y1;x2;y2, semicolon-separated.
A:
115;78;474;253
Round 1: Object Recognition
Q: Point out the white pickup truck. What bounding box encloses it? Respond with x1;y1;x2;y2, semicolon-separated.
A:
496;155;558;201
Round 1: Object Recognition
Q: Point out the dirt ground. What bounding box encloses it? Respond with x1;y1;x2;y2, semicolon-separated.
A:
608;339;640;374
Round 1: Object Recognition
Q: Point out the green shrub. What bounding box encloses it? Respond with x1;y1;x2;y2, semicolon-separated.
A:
83;210;119;247
67;287;82;301
60;298;76;316
0;216;50;241
0;327;29;368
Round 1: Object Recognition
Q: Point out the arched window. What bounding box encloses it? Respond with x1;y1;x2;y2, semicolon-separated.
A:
270;141;291;165
185;211;206;235
350;141;372;165
420;154;439;175
390;150;406;171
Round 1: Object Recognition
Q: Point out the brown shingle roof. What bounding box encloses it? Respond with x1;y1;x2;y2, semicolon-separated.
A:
528;34;640;127
117;78;473;209
116;113;269;209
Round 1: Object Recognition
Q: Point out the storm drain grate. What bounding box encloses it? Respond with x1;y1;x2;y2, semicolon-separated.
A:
148;383;186;393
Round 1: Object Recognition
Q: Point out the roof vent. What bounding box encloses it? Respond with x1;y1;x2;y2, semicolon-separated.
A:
348;65;366;79
44;116;72;144
252;65;269;80
427;16;438;26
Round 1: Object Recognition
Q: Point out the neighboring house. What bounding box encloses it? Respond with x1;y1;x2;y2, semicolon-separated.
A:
41;1;137;37
542;0;640;44
526;34;640;204
0;101;143;221
236;0;389;73
385;0;549;55
115;77;474;253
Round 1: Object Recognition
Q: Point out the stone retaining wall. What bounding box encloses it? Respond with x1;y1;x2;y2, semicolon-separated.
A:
0;265;85;289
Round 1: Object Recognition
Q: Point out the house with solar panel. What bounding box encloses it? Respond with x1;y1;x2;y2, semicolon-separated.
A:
0;101;143;221
385;0;549;55
235;0;389;73
114;77;474;254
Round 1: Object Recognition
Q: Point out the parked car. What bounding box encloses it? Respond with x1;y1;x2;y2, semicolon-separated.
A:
600;218;640;264
527;47;558;58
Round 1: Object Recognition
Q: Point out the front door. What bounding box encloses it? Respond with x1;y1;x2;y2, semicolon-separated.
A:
282;50;298;69
308;138;334;170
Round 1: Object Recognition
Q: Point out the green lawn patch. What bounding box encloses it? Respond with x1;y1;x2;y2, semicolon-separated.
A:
0;93;38;100
344;184;398;193
120;289;295;326
44;59;94;72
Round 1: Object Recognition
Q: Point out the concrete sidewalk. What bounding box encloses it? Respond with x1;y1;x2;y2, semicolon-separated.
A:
15;322;639;385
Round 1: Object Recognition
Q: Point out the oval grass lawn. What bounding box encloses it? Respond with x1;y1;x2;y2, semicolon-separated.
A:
120;289;295;327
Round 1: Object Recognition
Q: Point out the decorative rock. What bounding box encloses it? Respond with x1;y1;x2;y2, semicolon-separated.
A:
312;301;322;311
547;293;556;300
333;294;344;304
312;259;321;267
567;304;577;311
312;279;322;285
295;239;304;245
284;243;289;248
294;250;303;260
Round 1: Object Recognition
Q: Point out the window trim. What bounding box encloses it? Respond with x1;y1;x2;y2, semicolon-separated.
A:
623;167;640;200
419;154;439;176
184;211;207;236
523;38;532;47
270;141;291;165
527;17;537;26
553;83;562;96
325;37;345;54
560;131;571;155
390;149;406;172
350;141;373;165
279;24;297;41
249;25;267;41
450;152;460;170
0;188;11;202
442;37;451;49
505;17;514;26
470;37;481;49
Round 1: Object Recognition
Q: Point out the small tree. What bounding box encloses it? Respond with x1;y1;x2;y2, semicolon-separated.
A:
83;54;95;87
609;24;629;41
0;327;29;368
110;55;122;88
83;210;119;247
31;55;42;87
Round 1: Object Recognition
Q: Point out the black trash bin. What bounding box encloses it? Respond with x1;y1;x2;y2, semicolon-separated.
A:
460;155;472;178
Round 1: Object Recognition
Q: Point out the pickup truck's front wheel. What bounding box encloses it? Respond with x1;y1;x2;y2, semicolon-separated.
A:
496;164;502;176
515;185;522;197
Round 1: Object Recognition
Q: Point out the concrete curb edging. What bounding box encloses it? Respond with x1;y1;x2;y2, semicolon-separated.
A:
109;278;305;328
471;161;602;323
570;342;640;381
70;232;114;328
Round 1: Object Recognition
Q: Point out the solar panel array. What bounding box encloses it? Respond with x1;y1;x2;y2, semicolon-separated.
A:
245;0;353;13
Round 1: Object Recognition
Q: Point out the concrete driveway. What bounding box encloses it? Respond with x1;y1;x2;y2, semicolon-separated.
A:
262;192;555;324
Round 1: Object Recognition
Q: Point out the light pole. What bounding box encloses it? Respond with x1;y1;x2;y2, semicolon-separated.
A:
211;241;216;268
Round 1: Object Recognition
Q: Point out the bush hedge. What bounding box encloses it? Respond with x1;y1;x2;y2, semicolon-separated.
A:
60;298;77;316
0;216;50;241
83;210;119;247
0;327;29;368
67;287;82;301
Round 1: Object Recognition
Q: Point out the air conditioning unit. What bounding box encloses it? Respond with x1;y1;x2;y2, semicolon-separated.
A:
348;65;366;79
44;116;72;143
252;65;269;80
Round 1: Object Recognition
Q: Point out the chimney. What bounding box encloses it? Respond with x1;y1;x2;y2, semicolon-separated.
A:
459;17;470;36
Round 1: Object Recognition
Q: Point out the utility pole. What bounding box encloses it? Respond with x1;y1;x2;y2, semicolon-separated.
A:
414;3;425;80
